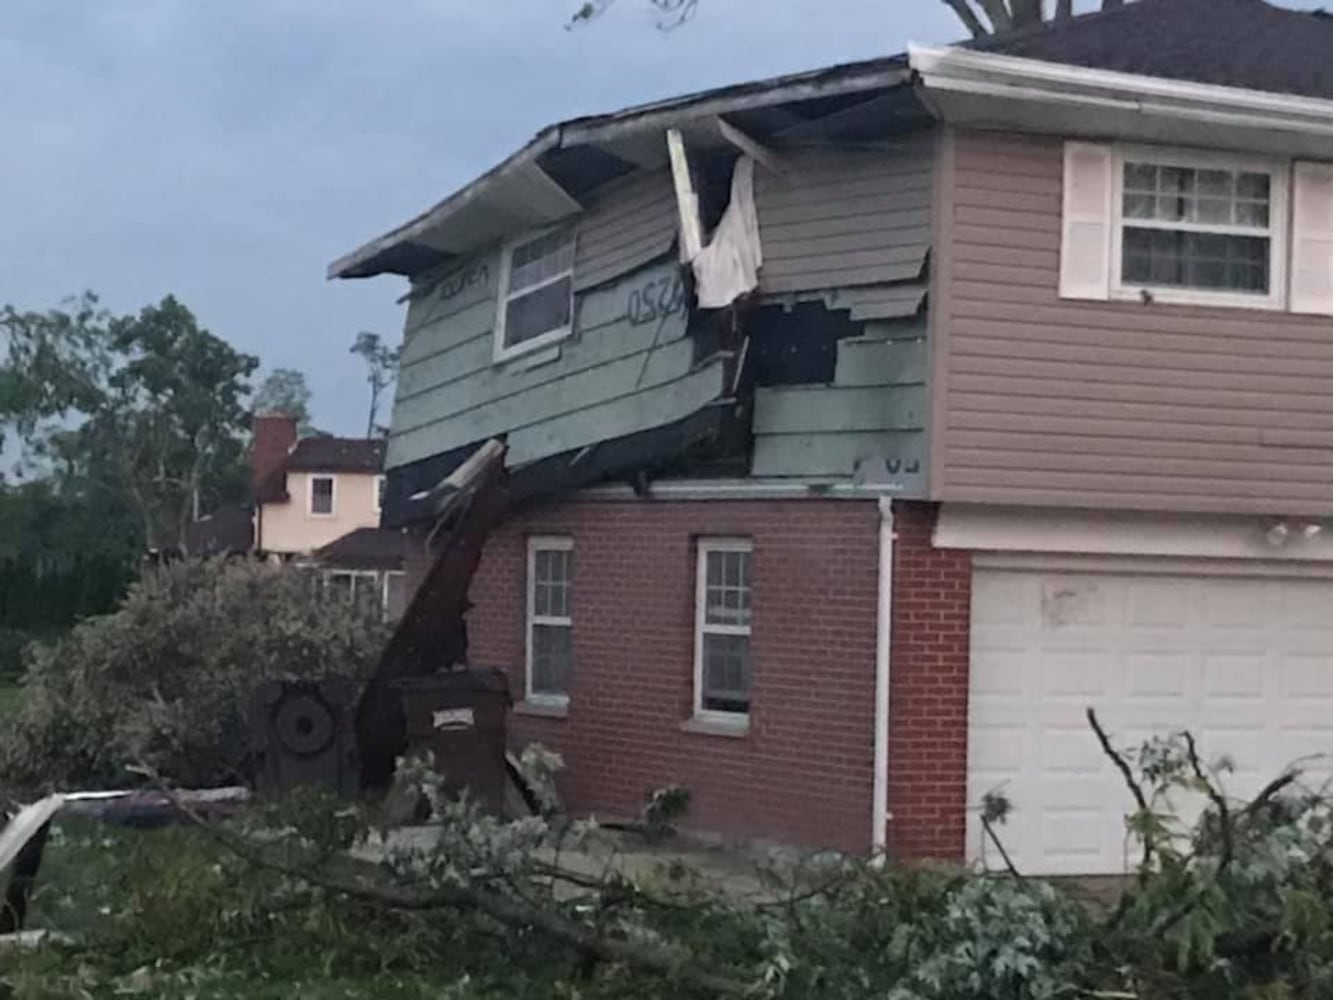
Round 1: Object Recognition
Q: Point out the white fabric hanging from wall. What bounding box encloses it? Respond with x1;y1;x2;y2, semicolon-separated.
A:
692;155;762;309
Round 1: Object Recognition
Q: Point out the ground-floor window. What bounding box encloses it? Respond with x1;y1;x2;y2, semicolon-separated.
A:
694;538;753;720
526;536;573;704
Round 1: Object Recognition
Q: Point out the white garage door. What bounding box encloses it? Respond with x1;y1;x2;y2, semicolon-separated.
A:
969;565;1333;876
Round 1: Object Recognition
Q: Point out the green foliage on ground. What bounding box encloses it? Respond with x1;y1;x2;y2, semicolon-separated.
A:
0;558;389;792
7;729;1333;999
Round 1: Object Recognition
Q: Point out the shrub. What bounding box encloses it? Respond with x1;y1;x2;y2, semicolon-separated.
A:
0;558;389;791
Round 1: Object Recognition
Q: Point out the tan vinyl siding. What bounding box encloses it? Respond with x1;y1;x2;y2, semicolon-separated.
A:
934;129;1333;516
755;133;933;294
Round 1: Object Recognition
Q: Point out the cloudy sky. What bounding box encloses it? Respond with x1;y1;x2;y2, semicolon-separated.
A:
3;1;1315;433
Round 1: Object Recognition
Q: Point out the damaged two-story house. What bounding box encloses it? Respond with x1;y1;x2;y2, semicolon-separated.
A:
332;0;1333;874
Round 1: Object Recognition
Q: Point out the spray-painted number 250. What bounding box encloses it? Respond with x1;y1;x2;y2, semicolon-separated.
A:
627;273;686;326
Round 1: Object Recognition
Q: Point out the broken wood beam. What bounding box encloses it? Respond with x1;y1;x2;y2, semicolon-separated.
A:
355;439;512;790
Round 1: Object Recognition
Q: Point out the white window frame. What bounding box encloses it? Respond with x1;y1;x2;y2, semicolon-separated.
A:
308;474;337;518
693;538;753;724
493;227;577;363
1109;145;1290;311
382;570;407;621
322;569;376;602
525;536;574;706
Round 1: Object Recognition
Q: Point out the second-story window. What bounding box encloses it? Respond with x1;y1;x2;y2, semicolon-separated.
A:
495;228;576;361
1060;143;1289;311
1117;154;1284;304
310;475;335;516
375;475;386;514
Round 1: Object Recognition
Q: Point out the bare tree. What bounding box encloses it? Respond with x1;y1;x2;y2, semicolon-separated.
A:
942;0;1126;37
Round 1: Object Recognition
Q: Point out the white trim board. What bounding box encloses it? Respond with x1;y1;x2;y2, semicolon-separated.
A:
934;505;1333;564
908;44;1333;160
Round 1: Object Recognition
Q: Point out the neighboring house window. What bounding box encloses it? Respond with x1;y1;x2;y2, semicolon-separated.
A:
324;569;406;622
1060;143;1289;310
310;475;336;516
495;228;576;361
383;571;408;622
526;536;573;703
694;539;753;721
375;475;386;514
323;569;375;605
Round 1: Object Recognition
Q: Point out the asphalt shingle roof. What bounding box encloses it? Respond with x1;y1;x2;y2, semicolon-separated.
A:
981;0;1333;101
285;437;385;474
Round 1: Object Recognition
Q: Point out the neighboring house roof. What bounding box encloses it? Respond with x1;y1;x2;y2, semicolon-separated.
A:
285;437;386;475
185;504;254;557
982;0;1333;100
313;527;408;572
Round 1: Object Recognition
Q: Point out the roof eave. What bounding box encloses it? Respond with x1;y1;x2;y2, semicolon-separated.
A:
328;56;911;281
909;44;1333;155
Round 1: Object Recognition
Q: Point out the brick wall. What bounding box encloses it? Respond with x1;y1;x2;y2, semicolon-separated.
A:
443;496;883;853
887;501;971;860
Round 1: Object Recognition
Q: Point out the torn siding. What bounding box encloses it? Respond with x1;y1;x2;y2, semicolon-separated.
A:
754;132;933;294
740;129;935;492
749;315;928;492
573;169;677;292
388;254;725;471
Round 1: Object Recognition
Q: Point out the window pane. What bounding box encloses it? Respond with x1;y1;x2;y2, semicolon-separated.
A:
385;573;408;622
326;573;352;601
531;624;572;696
705;550;752;627
311;477;334;514
1123;161;1271;231
702;633;751;714
511;230;575;292
504;275;573;348
1122;227;1270;294
533;547;571;619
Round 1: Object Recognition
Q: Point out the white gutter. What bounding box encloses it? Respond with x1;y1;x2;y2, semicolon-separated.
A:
908;44;1333;137
872;496;895;855
572;478;907;503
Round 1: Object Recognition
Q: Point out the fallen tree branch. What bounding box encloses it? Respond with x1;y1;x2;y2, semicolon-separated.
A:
1088;709;1153;870
139;768;754;997
1088;708;1155;932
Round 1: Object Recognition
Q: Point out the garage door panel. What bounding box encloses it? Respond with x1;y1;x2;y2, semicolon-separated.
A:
968;568;1333;875
1124;652;1193;700
1039;649;1115;698
1202;653;1269;699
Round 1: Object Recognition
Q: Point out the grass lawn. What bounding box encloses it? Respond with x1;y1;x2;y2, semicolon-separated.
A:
4;818;455;999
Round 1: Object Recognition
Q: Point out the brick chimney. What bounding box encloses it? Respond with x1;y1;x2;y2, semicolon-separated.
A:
251;413;298;501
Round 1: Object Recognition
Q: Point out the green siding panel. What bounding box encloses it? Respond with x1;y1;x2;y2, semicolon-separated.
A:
752;431;925;480
749;318;928;490
386;256;710;471
834;337;928;388
753;385;925;435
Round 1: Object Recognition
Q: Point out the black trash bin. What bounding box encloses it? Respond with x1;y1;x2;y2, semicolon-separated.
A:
392;668;512;816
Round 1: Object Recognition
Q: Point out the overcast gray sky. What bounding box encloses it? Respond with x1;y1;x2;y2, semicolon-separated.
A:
5;1;1317;434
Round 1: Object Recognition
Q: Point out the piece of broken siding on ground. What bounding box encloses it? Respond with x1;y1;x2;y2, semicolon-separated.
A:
385;129;933;494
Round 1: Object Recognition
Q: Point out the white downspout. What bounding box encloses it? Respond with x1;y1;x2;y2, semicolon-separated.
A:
872;496;895;855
